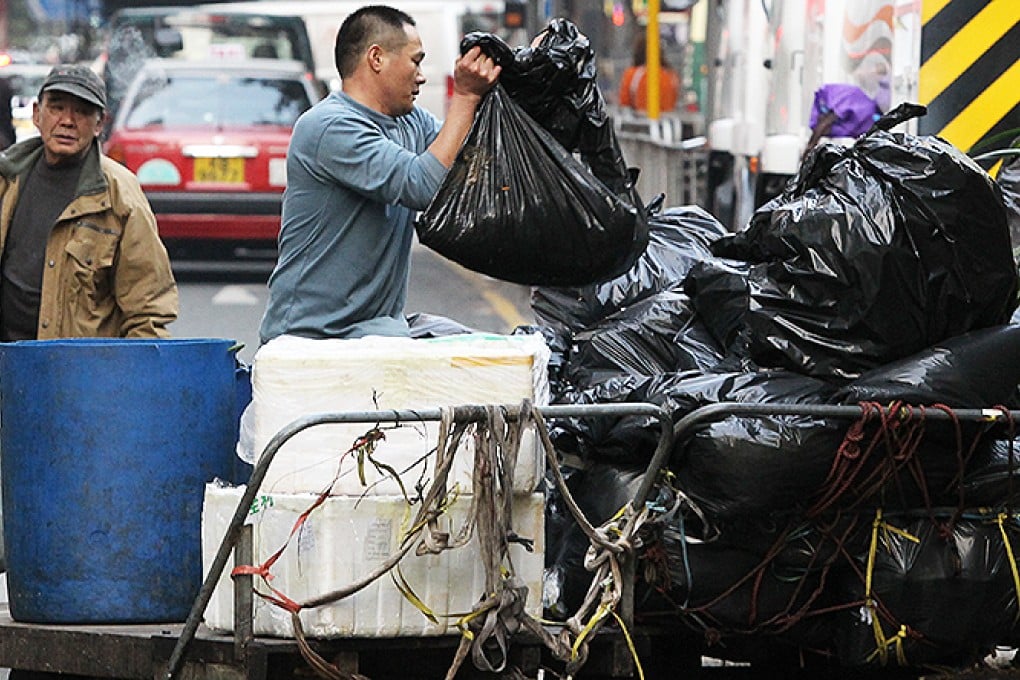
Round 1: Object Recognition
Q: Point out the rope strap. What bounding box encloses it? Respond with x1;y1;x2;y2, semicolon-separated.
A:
864;508;918;667
997;513;1020;625
232;401;667;680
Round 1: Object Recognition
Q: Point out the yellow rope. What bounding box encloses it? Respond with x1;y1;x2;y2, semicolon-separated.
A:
865;509;881;606
997;513;1020;625
866;624;909;666
881;523;921;546
865;509;885;664
400;484;461;544
864;509;917;666
610;610;645;680
572;602;611;660
390;565;439;624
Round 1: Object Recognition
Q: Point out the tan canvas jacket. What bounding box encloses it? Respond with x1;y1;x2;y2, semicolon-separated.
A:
0;138;178;339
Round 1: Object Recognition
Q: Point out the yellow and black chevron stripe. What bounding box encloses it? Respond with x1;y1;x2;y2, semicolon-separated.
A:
919;0;1020;154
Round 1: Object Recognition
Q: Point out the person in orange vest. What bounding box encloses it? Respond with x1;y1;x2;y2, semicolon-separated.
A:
618;35;680;113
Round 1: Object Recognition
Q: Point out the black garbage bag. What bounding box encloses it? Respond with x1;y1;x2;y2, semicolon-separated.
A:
533;205;727;334
700;104;1019;381
683;257;754;359
961;434;1020;509
656;521;835;651
712;513;868;575
416;84;648;287
833;512;1020;668
563;285;725;390
462;21;630;192
998;146;1020;266
833;325;1020;408
664;370;842;522
830;325;1020;509
635;513;869;665
551;368;839;485
543;462;647;620
547;372;654;459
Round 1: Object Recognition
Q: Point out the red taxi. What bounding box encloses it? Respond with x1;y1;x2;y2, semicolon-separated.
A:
103;58;321;258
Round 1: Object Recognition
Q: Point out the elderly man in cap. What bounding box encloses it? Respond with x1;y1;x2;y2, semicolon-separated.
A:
0;64;177;341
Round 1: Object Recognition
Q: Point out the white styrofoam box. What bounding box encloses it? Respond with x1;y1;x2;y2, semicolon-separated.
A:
237;333;551;495
201;483;545;638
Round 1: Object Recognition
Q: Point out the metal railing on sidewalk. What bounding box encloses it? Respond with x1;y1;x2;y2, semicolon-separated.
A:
612;108;710;209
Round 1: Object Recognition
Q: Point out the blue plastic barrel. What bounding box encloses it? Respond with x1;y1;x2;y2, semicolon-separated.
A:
0;338;239;623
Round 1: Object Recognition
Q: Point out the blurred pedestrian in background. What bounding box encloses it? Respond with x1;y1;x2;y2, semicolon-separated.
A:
0;65;178;613
618;34;681;114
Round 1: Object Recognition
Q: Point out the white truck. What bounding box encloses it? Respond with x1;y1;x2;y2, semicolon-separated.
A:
706;0;1020;230
199;0;525;118
703;0;769;230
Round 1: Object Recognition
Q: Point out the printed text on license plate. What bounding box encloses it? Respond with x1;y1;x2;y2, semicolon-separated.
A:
194;157;245;183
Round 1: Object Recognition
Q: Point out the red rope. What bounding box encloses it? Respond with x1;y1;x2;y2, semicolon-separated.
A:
229;427;388;615
804;401;982;518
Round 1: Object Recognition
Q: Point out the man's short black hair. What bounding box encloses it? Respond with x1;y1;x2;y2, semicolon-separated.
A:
335;5;417;80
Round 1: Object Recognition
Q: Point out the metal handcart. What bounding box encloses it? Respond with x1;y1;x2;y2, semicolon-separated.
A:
0;401;1013;679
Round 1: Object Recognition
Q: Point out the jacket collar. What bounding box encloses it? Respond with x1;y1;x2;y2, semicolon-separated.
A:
0;136;108;197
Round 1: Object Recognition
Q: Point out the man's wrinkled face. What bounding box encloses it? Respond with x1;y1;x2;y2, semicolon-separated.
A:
33;91;104;166
378;24;427;117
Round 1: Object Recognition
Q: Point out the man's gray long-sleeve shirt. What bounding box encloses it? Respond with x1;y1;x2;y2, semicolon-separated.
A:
259;91;445;345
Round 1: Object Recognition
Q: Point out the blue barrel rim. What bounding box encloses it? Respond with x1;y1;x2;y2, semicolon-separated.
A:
1;337;239;348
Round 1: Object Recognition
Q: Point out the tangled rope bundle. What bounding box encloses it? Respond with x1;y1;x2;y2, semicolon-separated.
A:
231;400;659;680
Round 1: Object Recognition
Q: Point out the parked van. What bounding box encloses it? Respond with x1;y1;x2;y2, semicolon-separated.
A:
203;0;523;117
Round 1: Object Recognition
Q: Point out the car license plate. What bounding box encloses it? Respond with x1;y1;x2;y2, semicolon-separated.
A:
193;157;245;183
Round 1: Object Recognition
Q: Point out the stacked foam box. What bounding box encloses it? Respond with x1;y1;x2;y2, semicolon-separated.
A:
237;333;551;495
202;484;545;638
202;333;550;638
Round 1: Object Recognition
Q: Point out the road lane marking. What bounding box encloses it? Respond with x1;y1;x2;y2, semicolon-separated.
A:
479;288;530;330
212;285;260;306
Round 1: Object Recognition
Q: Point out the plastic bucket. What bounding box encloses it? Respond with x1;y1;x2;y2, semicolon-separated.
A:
0;337;239;623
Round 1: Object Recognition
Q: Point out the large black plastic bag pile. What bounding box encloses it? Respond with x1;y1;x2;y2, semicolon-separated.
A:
690;104;1019;381
563;285;723;387
530;206;730;459
532;205;725;335
536;103;1020;669
656;327;1020;522
416;22;648;287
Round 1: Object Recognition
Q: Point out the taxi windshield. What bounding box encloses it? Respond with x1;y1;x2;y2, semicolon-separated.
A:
123;72;312;128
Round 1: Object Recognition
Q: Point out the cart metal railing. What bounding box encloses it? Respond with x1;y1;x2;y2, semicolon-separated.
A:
164;402;673;679
164;400;1020;680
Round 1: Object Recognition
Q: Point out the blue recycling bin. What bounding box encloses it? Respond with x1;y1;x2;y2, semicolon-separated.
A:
0;337;239;623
